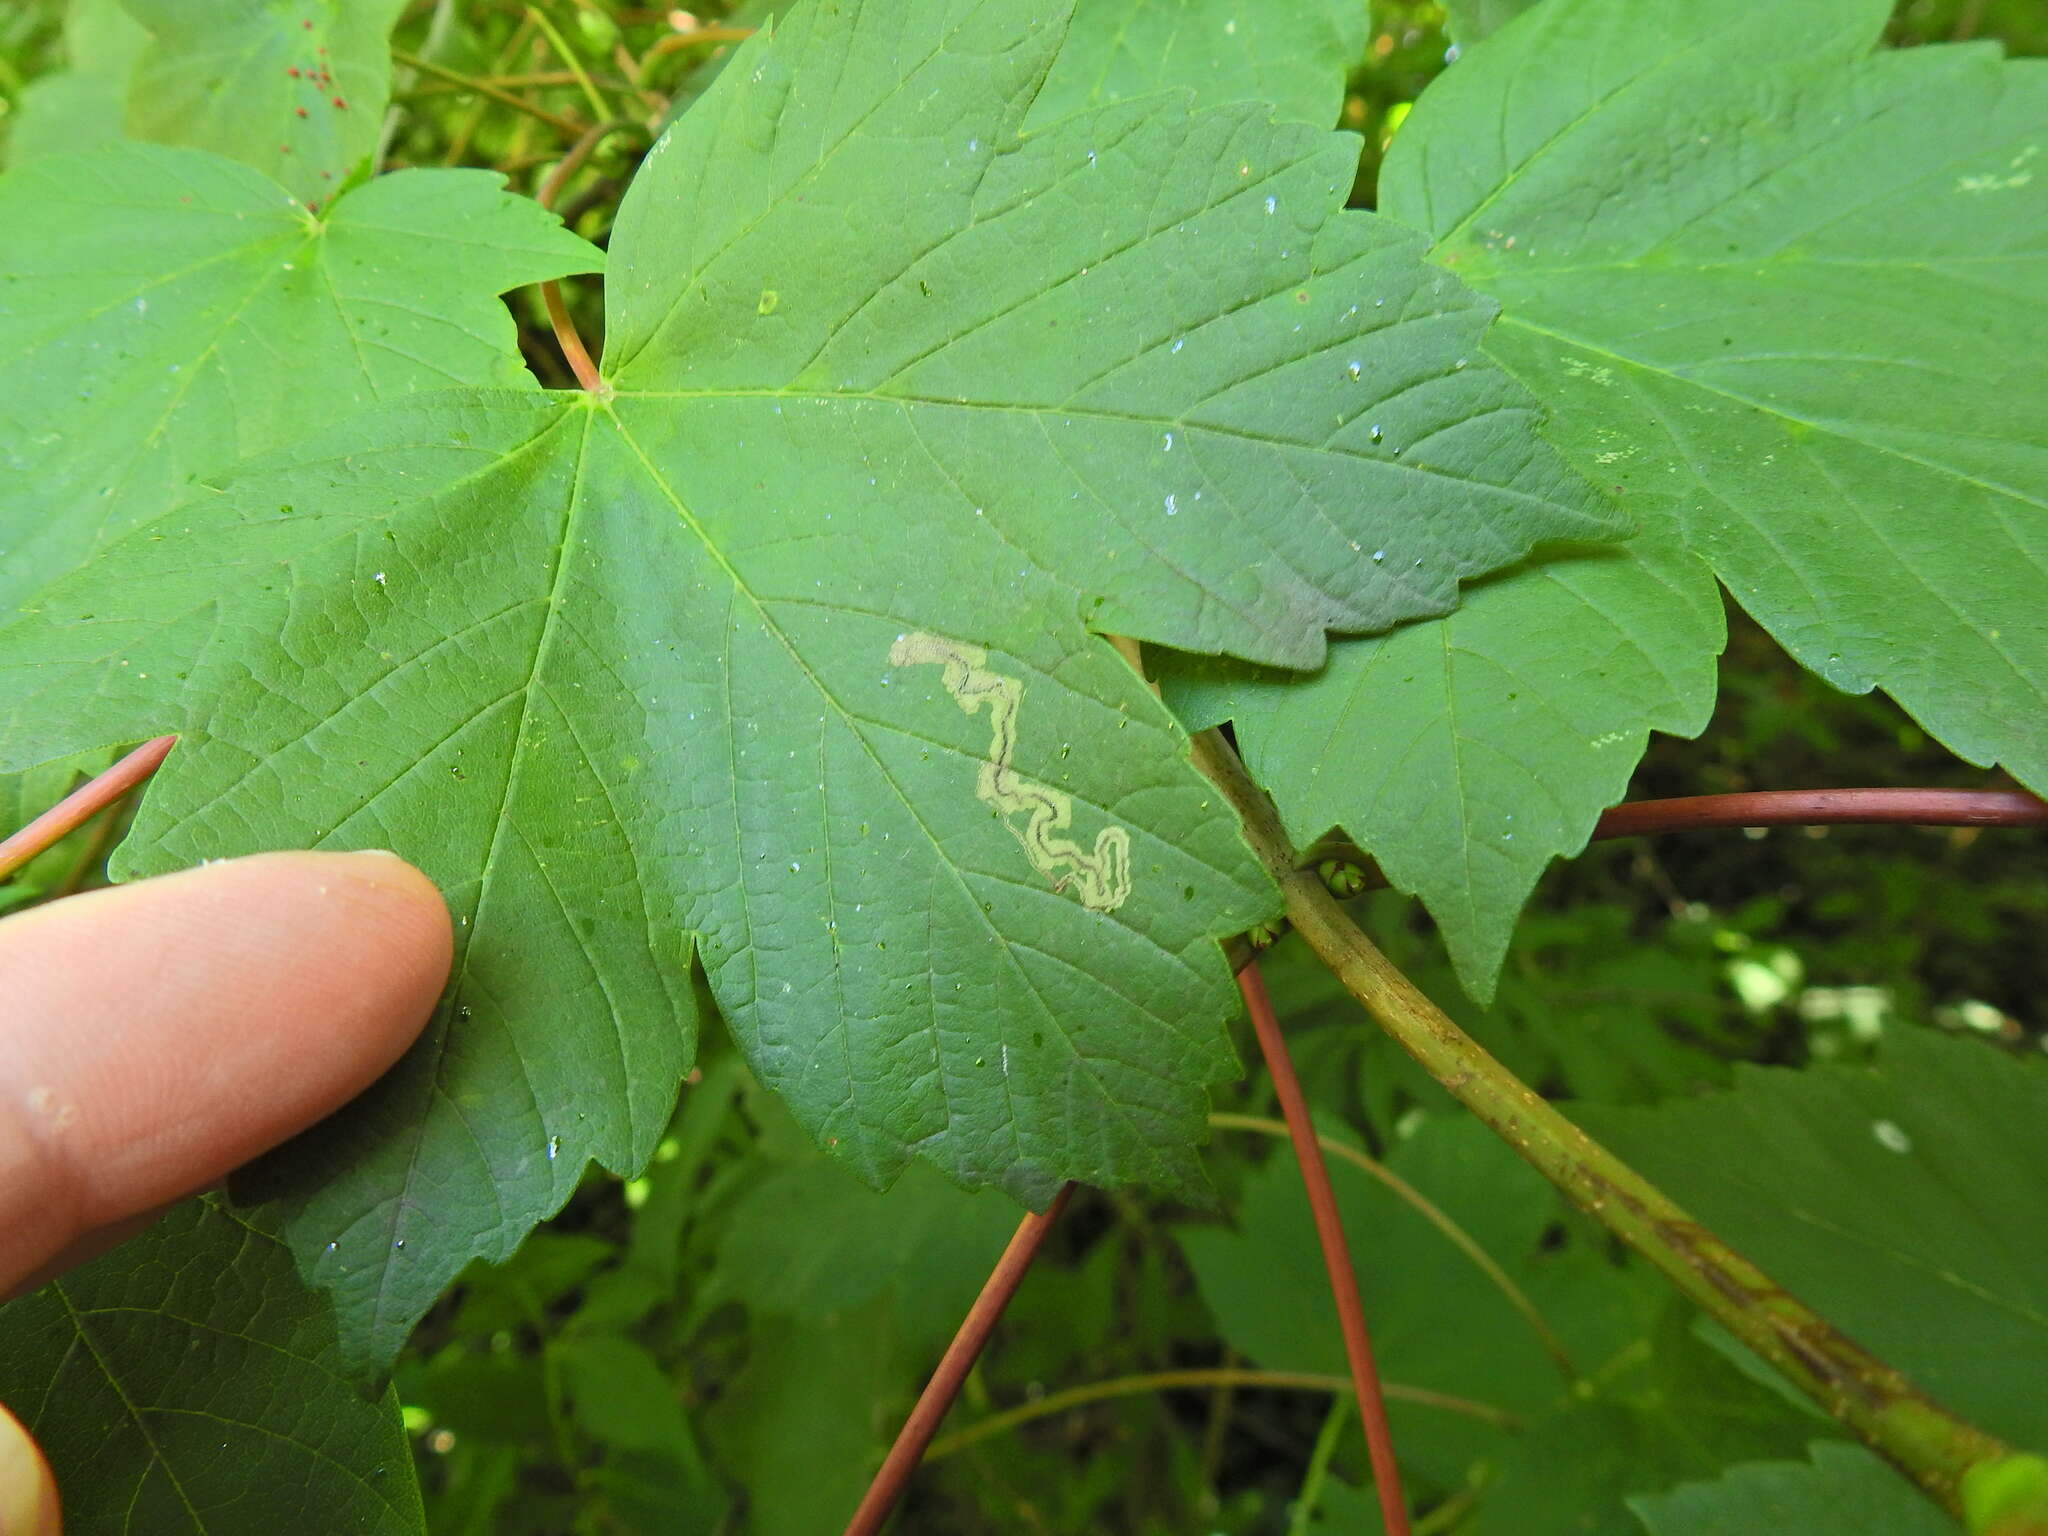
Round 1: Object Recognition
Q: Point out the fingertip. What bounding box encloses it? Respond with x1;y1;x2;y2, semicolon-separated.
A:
0;851;454;1286
0;1402;59;1536
242;850;455;1018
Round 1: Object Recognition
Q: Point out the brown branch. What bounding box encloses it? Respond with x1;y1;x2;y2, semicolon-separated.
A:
1220;785;2048;966
843;1183;1074;1536
541;283;603;393
1593;788;2048;840
534;122;624;396
1239;961;1411;1536
0;737;176;883
646;26;756;57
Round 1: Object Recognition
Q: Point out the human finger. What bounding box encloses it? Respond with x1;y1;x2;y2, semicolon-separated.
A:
0;851;451;1296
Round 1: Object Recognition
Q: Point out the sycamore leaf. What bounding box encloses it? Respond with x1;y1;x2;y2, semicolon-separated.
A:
0;0;1609;1368
707;1297;905;1536
0;143;603;607
1581;1028;2048;1450
1159;509;1721;999
0;1198;423;1536
1381;0;2048;792
715;1156;1021;1351
691;0;1370;132
1027;0;1370;128
4;0;152;168
121;0;410;200
1629;1441;1954;1536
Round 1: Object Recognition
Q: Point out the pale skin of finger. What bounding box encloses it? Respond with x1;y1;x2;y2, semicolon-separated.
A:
0;851;453;1296
0;1403;58;1536
0;851;451;1534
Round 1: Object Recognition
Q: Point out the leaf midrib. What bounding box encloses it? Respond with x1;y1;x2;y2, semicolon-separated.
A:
1491;311;2048;515
609;384;1611;520
362;405;598;1350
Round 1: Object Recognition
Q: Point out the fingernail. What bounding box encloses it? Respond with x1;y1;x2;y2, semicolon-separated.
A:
0;1405;57;1536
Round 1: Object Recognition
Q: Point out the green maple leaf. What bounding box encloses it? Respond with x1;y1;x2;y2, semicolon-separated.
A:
686;0;1369;132
1630;1442;1953;1536
1169;0;2046;1000
4;0;153;168
1160;508;1721;999
0;1199;423;1535
1383;0;2048;790
122;0;411;201
0;0;1610;1368
0;143;602;608
1028;0;1369;128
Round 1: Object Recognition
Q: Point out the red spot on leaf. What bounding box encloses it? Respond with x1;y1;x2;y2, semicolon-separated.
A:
287;67;300;77
333;97;347;109
295;106;308;117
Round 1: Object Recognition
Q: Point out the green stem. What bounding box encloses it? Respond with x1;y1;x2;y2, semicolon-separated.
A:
1413;1487;1481;1536
522;3;615;127
1290;1397;1352;1536
392;47;588;136
924;1367;1520;1462
1190;729;2042;1526
1209;1111;1575;1381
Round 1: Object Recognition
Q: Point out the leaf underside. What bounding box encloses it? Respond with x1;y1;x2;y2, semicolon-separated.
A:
0;1199;423;1536
0;0;1609;1367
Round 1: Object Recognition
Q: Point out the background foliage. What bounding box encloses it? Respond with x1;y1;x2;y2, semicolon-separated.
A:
0;2;2043;1533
